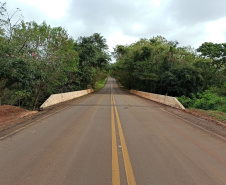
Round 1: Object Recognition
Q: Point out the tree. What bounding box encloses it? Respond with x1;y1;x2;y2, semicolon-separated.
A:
197;42;226;69
158;65;203;96
112;36;206;96
74;33;110;88
0;4;78;109
0;3;111;110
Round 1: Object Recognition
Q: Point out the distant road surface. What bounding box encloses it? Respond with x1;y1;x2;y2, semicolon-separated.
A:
0;77;226;185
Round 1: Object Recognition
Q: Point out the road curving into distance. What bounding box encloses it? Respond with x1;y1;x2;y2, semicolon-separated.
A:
0;77;226;185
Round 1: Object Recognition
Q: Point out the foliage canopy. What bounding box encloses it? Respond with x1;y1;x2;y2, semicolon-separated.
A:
0;3;110;109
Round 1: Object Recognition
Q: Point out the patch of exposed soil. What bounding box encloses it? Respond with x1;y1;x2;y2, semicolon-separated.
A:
0;105;37;131
0;93;94;137
185;109;226;126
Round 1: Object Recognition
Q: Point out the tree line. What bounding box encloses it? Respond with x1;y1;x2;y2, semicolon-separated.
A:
0;2;110;109
1;2;226;113
111;36;226;112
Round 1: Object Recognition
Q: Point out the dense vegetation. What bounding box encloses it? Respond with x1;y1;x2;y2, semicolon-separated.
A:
111;36;226;112
1;2;225;113
0;2;110;109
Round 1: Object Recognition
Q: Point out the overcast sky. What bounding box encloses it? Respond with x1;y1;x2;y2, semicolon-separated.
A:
5;0;226;52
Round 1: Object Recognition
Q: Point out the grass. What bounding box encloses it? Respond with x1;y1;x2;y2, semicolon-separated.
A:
188;108;226;123
94;78;107;91
208;111;226;122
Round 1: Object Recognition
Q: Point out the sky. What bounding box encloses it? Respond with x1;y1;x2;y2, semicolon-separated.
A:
5;0;226;52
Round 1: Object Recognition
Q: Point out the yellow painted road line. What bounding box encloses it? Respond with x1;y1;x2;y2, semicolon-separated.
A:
113;95;137;185
111;86;121;185
111;92;121;185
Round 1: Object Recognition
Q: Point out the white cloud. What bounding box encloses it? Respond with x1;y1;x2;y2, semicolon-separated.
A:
150;0;163;8
107;31;138;52
205;18;226;43
4;0;226;51
18;0;69;19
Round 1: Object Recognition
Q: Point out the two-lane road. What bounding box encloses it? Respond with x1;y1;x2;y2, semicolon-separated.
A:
0;77;226;185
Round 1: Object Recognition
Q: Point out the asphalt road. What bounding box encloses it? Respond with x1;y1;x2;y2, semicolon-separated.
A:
0;77;226;185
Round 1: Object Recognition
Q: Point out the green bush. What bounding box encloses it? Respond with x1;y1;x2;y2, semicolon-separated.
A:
178;90;226;113
193;90;223;110
94;77;107;91
219;103;226;113
177;96;193;108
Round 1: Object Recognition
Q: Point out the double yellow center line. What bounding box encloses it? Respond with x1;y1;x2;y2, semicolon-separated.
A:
111;85;137;185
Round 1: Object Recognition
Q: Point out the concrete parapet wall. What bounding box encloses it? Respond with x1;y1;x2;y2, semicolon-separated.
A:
130;89;185;109
40;89;94;109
